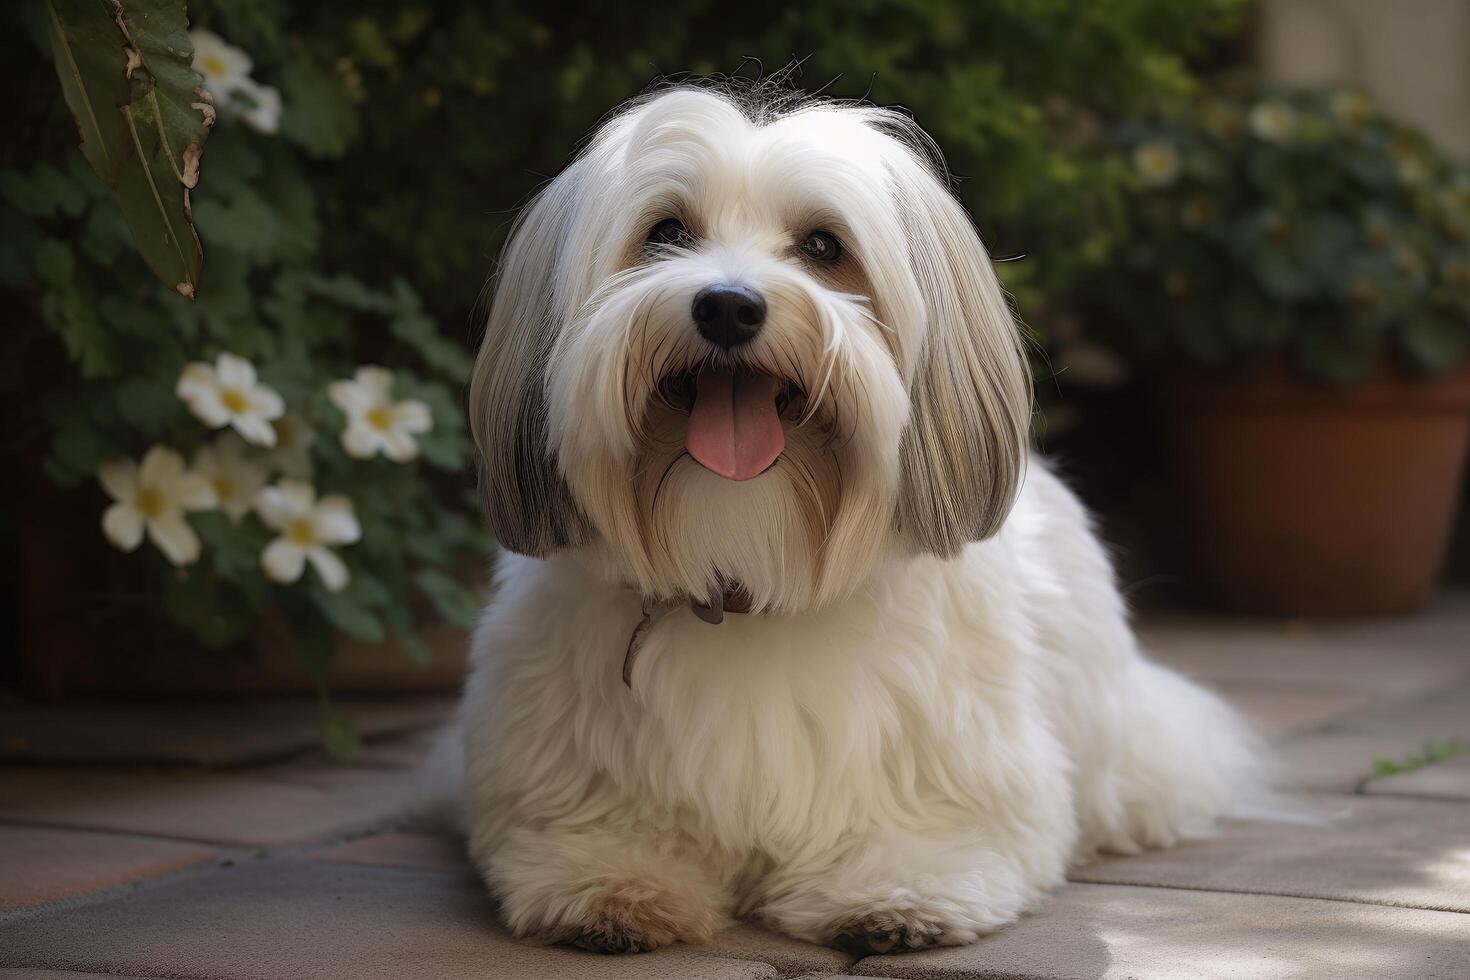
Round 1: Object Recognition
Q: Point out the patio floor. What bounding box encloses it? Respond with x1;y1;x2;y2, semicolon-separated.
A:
2;596;1468;980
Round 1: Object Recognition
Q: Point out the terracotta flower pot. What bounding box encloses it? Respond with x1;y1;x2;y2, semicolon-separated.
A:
1162;358;1470;616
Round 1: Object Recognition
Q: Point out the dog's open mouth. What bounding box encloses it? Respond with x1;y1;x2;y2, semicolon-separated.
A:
657;367;805;480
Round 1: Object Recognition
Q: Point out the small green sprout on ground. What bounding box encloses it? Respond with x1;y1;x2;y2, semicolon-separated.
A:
1371;739;1469;778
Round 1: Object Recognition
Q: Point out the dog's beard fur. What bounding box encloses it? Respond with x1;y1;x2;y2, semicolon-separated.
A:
471;86;1031;611
551;258;903;611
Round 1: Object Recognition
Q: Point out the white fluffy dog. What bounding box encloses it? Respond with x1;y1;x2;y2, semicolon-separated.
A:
454;84;1263;955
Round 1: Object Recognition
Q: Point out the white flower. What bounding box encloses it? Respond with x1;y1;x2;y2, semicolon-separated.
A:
193;433;269;523
1249;100;1297;142
99;446;217;567
177;352;285;447
257;480;361;592
234;78;282;135
267;415;316;479
190;30;281;137
328;366;433;462
1133;140;1181;187
190;29;254;98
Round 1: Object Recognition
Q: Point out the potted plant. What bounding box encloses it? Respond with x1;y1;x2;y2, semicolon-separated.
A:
4;3;488;749
1086;77;1470;616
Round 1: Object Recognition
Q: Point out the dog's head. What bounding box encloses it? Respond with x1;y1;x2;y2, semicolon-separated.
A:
470;86;1030;611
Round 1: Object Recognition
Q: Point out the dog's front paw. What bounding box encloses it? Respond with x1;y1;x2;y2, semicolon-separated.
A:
555;881;713;955
829;906;948;955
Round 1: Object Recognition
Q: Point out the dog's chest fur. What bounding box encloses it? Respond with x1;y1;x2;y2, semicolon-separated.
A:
470;547;1063;858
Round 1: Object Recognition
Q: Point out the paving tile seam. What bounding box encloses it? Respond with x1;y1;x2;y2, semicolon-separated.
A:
0;956;217;980
0;851;255;927
1351;787;1470;803
1062;875;1470;915
0;811;408;850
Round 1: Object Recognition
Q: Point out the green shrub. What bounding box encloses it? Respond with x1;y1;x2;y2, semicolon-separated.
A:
1086;75;1470;382
2;0;1248;690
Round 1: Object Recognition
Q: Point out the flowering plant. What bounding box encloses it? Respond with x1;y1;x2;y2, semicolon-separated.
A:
4;2;486;733
1089;76;1470;381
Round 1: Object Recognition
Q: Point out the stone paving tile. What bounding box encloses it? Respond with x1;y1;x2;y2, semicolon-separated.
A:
1278;684;1470;792
310;831;472;875
1212;682;1373;737
1365;755;1470;801
0;860;780;980
705;923;854;975
0;763;414;847
305;831;854;975
0;697;452;767
1071;794;1470;912
0;971;171;979
850;883;1470;980
0;825;216;911
1138;595;1470;699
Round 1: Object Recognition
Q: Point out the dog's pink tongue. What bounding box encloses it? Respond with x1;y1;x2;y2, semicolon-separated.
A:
686;369;784;480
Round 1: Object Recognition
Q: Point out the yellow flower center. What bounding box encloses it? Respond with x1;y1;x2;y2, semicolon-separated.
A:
213;477;235;501
202;55;227;77
366;405;394;431
135;487;165;519
287;519;318;546
220;387;249;413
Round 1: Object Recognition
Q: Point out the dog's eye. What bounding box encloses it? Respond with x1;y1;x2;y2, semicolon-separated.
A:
646;218;694;250
798;230;842;262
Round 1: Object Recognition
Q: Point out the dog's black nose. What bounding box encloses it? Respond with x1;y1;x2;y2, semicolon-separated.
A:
691;284;766;349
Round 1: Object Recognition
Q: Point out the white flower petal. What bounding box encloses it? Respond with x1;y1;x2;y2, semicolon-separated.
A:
262;538;306;584
306;546;349;592
147;512;201;566
102;504;144;552
256;479;315;529
235;80;282;135
140;446;187;489
340;423;382;459
355;366;394;394
186;389;233;428
394;400;433;434
314;496;361;545
176;362;218;401
380;429;419;463
248;385;285;421
329;380;379;415
231;413;278;447
175;472;219;512
215;352;257;390
98;460;139;503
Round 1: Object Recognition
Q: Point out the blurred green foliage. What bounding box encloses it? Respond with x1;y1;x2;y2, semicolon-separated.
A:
181;0;1250;333
1088;76;1470;382
1;0;1249;677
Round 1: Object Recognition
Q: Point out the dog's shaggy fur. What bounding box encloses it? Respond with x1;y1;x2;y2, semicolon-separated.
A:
450;85;1264;954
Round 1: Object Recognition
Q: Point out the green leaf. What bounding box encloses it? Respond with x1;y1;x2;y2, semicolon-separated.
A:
1400;314;1470;375
277;57;360;158
162;571;257;649
311;582;386;643
0;163;89;218
43;0;130;184
413;567;480;629
44;0;212;296
382;604;431;664
317;694;362;760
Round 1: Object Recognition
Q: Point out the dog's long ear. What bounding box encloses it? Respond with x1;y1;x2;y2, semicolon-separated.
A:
469;167;591;556
893;158;1032;557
